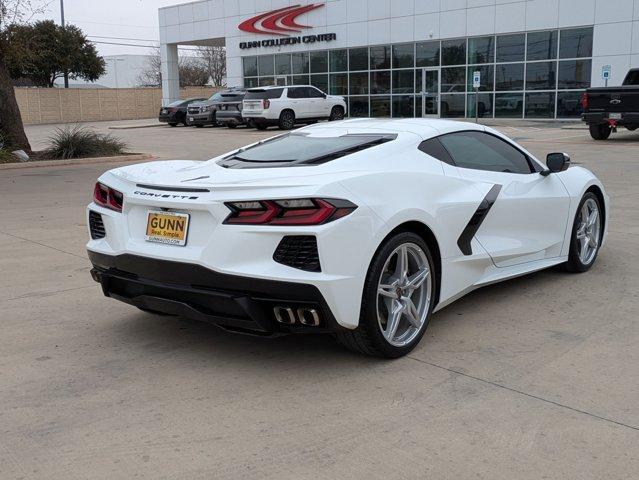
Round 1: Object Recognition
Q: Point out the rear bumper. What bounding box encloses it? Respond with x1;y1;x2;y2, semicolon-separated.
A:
88;251;340;336
582;112;639;125
241;115;277;125
216;111;244;124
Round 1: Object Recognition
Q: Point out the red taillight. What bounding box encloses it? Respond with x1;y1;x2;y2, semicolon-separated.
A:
263;99;270;109
224;198;357;226
93;182;123;212
580;92;589;110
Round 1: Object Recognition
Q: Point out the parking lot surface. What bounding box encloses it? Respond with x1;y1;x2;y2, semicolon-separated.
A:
1;120;638;479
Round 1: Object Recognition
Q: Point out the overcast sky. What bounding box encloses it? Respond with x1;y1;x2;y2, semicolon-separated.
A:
36;0;195;56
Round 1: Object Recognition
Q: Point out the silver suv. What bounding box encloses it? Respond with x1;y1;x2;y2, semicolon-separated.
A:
187;89;245;127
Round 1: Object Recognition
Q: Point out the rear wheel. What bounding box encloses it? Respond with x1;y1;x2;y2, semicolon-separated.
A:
227;123;237;129
329;106;345;121
255;123;268;130
589;124;611;140
278;110;295;130
564;192;603;273
195;124;204;128
335;232;436;358
168;122;178;127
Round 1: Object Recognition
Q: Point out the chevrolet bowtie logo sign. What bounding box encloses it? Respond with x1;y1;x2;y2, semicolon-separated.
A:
238;3;324;36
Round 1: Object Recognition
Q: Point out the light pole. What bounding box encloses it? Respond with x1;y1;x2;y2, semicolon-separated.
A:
60;0;69;88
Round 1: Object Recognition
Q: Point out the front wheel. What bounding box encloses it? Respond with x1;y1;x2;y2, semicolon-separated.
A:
589;124;611;140
329;106;345;121
563;192;603;273
335;232;436;358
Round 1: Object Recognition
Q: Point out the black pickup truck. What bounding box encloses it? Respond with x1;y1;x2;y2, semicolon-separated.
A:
581;68;639;140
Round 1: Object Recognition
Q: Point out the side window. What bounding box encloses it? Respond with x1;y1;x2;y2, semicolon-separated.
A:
438;131;533;174
307;87;325;98
287;87;302;99
418;138;455;165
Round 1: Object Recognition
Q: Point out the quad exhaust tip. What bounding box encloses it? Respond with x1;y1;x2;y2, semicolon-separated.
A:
273;306;320;326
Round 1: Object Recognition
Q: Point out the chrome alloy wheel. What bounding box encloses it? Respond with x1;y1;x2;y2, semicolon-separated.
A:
376;243;432;347
576;197;601;265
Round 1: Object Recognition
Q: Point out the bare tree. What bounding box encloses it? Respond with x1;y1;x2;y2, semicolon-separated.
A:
196;46;226;87
0;0;48;152
136;48;211;88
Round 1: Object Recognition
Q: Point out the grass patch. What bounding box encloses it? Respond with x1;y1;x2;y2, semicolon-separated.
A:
0;148;14;163
45;125;129;160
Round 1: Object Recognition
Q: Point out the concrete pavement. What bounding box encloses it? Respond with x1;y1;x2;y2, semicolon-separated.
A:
1;121;637;479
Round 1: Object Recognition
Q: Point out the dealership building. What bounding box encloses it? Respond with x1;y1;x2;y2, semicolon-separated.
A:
159;0;639;119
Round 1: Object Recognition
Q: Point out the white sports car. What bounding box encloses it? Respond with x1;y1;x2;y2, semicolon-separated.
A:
87;119;608;357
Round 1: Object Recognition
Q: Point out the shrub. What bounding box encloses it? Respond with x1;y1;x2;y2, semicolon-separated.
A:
0;133;13;163
45;125;129;159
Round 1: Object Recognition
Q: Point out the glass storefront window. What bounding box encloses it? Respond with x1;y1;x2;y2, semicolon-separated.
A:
559;28;593;59
416;41;440;67
526;61;557;90
330;49;348;72
370;45;391;69
370;71;391;94
467;65;494;91
468;36;494;64
370;96;391;117
495;63;524;91
258;77;274;86
557;91;584;117
442;39;466;65
292;53;309;74
392;95;414;117
392;43;414;68
467;92;494;118
558;60;591;89
349;47;368;71
329;73;348;95
243;56;258;77
495;93;523;117
349;96;369;117
496;34;525;62
393;70;414;94
441;94;466;117
349;72;368;94
244;77;258;88
527;31;557;61
310;51;328;72
525;92;556;117
292;74;310;85
275;54;291;75
441;67;466;92
258;55;274;76
311;74;328;92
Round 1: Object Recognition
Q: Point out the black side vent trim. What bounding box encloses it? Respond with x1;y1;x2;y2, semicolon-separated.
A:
273;236;321;272
457;184;502;256
89;211;106;240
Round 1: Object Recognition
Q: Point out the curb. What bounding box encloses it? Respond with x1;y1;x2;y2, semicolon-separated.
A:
109;123;165;130
0;153;156;170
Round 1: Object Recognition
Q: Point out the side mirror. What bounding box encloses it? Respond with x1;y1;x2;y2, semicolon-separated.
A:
542;152;571;175
322;93;327;98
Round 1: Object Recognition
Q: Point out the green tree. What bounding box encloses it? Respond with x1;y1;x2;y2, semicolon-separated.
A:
4;20;105;87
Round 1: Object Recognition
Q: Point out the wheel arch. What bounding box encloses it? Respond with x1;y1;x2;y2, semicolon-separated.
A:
585;184;606;232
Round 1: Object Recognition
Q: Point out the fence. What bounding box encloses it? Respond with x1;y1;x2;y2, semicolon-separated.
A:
14;86;220;125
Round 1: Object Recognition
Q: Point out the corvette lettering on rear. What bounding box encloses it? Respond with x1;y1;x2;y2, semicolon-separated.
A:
133;190;199;200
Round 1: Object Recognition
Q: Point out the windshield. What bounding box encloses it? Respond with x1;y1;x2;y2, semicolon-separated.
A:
623;70;639;85
219;133;396;168
219;93;245;102
244;89;284;100
208;92;223;101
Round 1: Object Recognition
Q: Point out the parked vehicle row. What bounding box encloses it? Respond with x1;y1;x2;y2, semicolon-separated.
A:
158;85;347;131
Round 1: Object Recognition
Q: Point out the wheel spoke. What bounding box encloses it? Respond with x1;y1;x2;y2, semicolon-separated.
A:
587;210;598;227
576;224;587;239
588;235;598;248
404;299;421;328
406;268;429;290
395;246;409;281
384;300;403;341
579;236;589;261
378;283;397;299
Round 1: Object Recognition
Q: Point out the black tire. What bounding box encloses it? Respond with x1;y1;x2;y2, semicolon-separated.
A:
246;119;256;129
278;110;295;130
626;126;638;131
255;123;268;130
563;192;603;273
335;232;437;358
195;124;204;128
329;105;345;121
168;122;178;127
589;124;611;140
227;122;237;129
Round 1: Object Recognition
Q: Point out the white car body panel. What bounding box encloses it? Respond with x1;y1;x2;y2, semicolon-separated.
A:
87;119;608;331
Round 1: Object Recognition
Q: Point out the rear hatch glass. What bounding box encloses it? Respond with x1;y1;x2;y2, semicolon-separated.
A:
218;133;397;168
244;89;284;100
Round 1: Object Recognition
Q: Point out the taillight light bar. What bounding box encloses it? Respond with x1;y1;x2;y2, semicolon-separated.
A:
93;182;123;212
580;92;589;110
224;198;357;226
263;99;270;109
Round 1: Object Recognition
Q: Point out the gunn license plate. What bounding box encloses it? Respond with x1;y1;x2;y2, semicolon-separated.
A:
609;112;622;120
145;211;190;246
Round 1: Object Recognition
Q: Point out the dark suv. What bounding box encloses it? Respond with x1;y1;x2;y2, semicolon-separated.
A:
159;98;206;126
186;89;246;127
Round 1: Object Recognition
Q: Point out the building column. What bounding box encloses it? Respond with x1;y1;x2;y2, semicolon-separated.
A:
160;43;179;106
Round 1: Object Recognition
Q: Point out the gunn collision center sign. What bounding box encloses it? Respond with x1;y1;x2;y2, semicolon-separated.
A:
238;3;336;50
